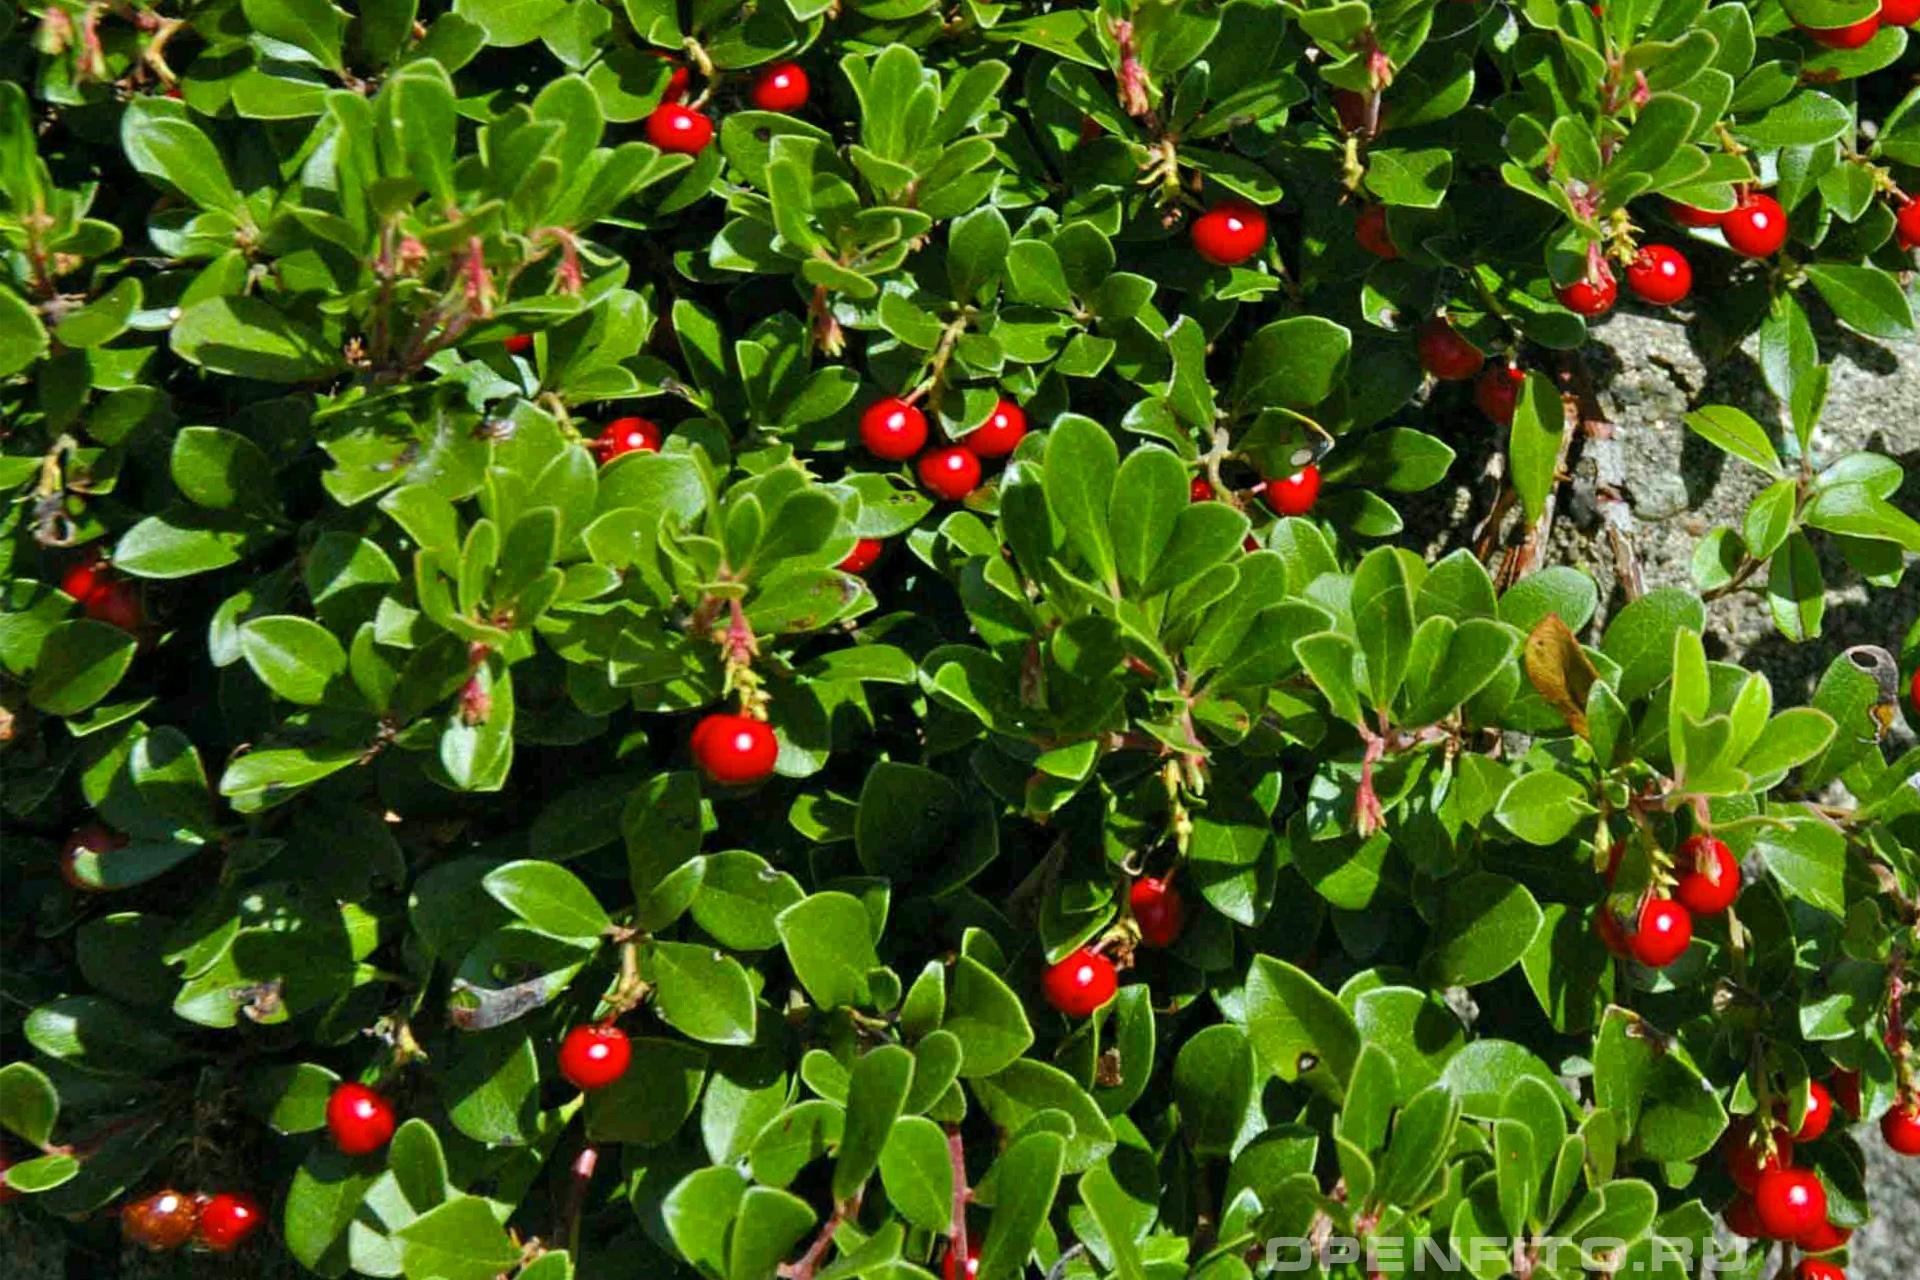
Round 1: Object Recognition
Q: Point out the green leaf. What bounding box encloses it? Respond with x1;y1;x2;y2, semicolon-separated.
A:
1044;415;1120;591
649;941;757;1046
1422;873;1545;986
776;893;878;1010
1683;405;1784;478
0;1063;59;1146
28;620;137;716
583;1038;707;1145
663;1166;747;1278
482;860;608;940
1351;545;1415;713
976;1131;1065;1280
835;1045;914;1202
1245;956;1361;1095
171;296;342;382
242;616;349;706
1754;816;1847;916
1508;372;1562;525
880;1115;953;1231
395;1195;520;1280
1803;263;1915;339
1109;446;1187;593
1173;1024;1256;1157
1600;587;1707;702
728;1187;816;1280
243;0;350;71
1767;531;1825;642
942;955;1035;1078
1494;772;1594;845
121;104;243;212
388;1119;449;1212
0;285;49;377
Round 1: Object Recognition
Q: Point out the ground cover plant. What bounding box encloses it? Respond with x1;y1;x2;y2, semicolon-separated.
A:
3;1;1920;1278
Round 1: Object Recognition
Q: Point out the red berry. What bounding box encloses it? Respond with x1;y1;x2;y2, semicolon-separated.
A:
1883;1098;1920;1155
1668;201;1726;228
1784;1081;1835;1143
1626;244;1691;305
1801;15;1880;46
85;579;144;631
838;538;884;574
858;397;927;460
326;1083;397;1156
1898;200;1920;250
1473;363;1525;425
59;823;128;892
1830;1068;1862;1119
750;62;809;112
594;417;662;462
1355;205;1398;259
918;447;983;501
503;333;533;355
646;104;714;154
966;399;1026;458
122;1188;198;1252
1673;834;1741;915
1130;877;1185;948
1189;476;1216;502
1724;1194;1765;1239
1752;1167;1827;1240
1416;318;1485;381
691;712;779;785
1911;665;1920;712
1041;947;1118;1018
1628;896;1692;967
558;1024;632;1091
1887;0;1920;25
942;1244;981;1280
195;1193;263;1252
649;52;691;103
1795;1262;1845;1280
1722;193;1789;258
60;555;106;603
1557;272;1617;317
1798;1216;1853;1253
1263;465;1321;516
1190;201;1268;267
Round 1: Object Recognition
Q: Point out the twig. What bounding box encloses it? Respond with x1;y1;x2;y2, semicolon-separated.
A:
947;1125;973;1271
778;1189;863;1280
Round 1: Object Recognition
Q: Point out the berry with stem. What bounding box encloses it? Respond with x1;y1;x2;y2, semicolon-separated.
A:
558;1024;632;1091
1673;834;1741;915
1041;947;1117;1017
691;713;779;785
1130;876;1185;948
1626;244;1692;305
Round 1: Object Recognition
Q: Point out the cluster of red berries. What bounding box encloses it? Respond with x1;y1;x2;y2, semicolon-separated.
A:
643;58;810;157
1419;318;1542;430
60;551;143;632
1595;834;1741;968
121;1187;262;1254
1795;0;1919;49
690;711;780;785
858;395;1027;502
1040;876;1185;1018
1189;200;1270;267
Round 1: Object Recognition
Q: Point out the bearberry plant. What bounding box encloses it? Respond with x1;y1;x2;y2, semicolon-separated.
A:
3;2;1920;1280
